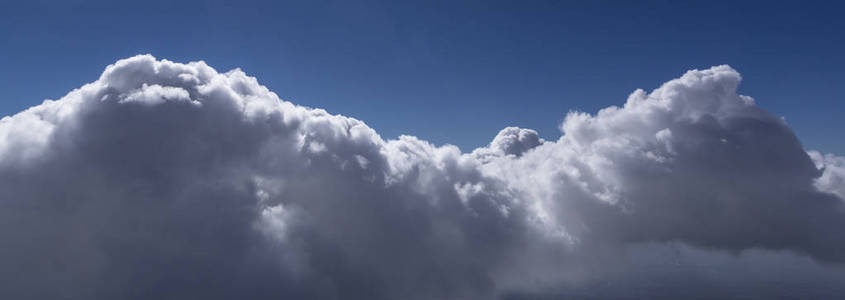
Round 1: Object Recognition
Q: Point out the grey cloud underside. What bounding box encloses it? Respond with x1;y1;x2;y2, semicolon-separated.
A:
1;55;844;299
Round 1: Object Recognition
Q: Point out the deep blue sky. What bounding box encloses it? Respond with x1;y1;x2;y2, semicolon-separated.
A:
2;0;843;153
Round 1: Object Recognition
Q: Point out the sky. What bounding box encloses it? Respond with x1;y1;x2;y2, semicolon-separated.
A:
2;1;845;299
1;0;843;153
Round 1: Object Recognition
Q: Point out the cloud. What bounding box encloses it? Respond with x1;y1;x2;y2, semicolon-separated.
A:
1;55;843;299
488;127;545;156
810;150;845;200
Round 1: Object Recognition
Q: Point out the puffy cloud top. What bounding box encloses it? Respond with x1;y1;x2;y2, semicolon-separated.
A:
489;127;544;156
1;55;843;299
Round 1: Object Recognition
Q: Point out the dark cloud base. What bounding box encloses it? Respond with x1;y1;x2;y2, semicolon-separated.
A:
1;56;843;299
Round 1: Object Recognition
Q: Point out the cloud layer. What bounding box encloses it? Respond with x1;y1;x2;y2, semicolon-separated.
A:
1;55;843;299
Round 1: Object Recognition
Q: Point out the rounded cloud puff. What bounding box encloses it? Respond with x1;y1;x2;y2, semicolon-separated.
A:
1;55;843;299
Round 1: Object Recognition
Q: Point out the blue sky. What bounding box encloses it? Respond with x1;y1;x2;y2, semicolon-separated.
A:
2;0;843;153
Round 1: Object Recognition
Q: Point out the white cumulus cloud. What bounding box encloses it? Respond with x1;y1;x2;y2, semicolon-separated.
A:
1;55;843;299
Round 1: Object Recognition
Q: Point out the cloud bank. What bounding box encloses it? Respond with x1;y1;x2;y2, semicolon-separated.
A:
1;55;844;299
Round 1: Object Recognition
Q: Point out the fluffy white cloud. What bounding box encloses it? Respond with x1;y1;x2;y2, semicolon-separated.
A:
1;55;843;299
810;150;845;200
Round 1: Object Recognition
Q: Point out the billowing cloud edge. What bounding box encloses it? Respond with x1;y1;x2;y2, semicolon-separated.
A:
1;55;844;299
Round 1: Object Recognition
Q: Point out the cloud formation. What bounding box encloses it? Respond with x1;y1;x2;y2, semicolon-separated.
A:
810;150;845;200
1;55;843;299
